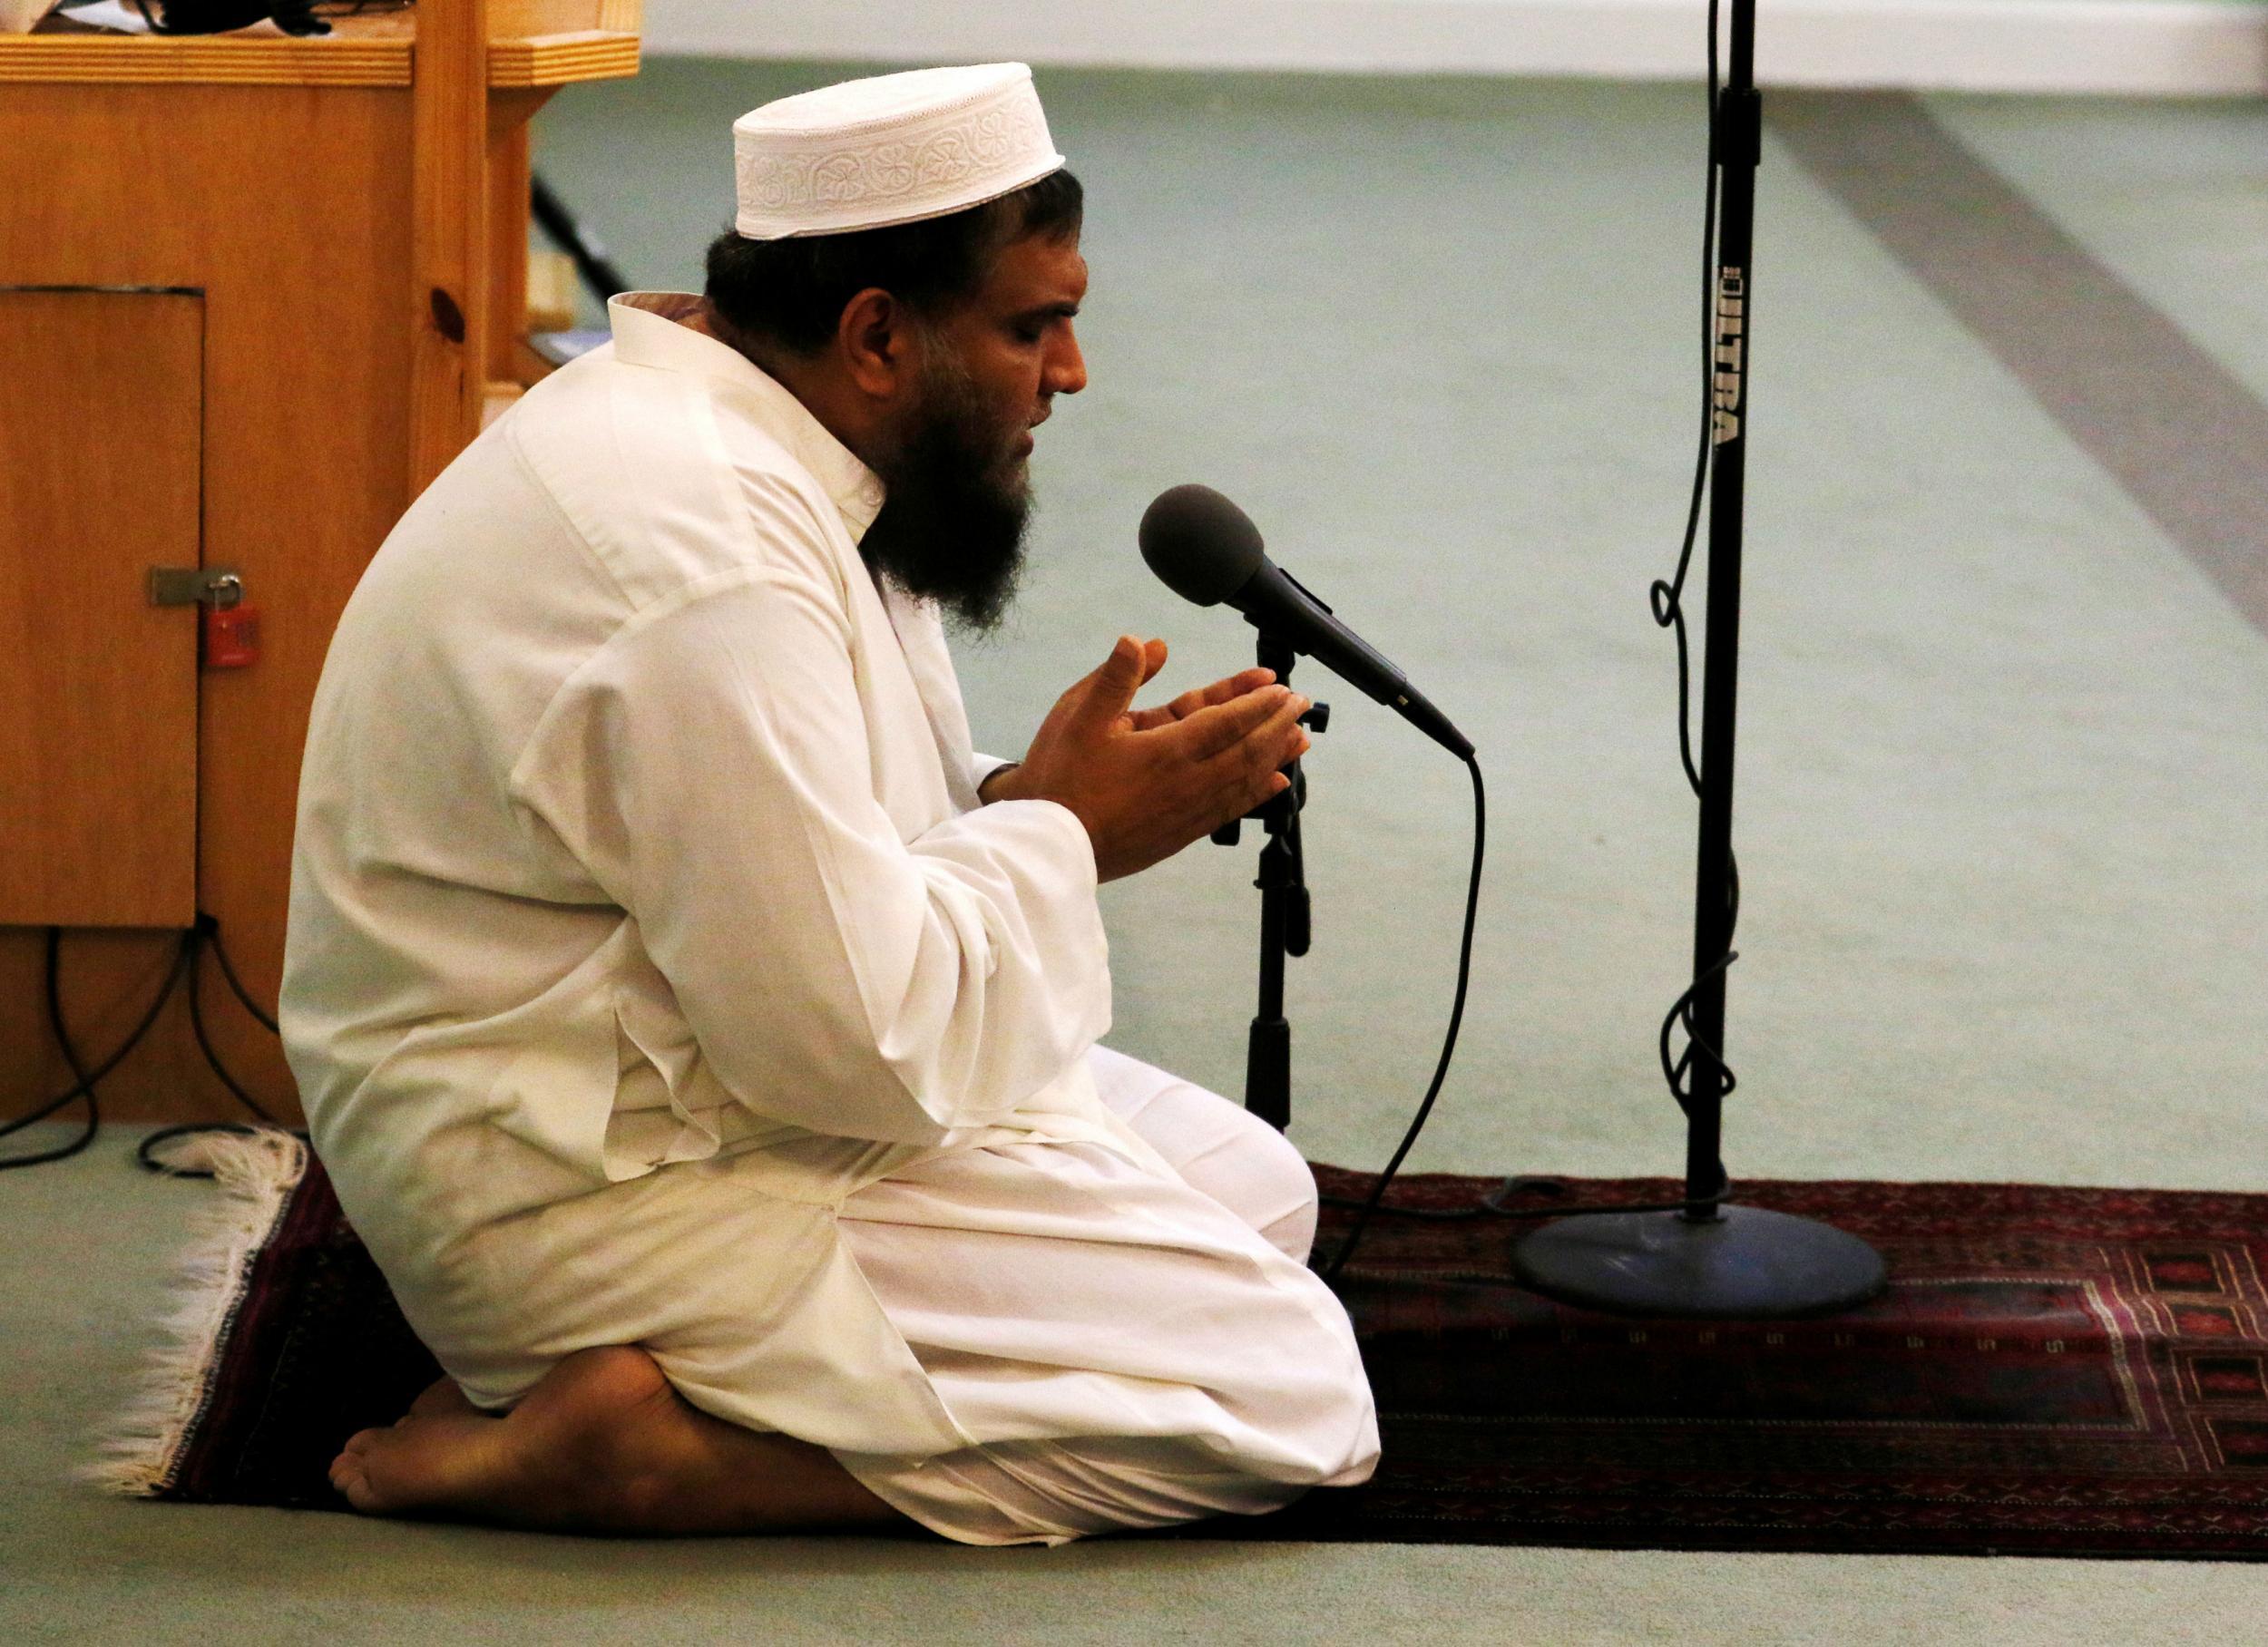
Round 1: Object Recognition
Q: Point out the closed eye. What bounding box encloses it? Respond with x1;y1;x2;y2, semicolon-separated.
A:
1009;301;1080;345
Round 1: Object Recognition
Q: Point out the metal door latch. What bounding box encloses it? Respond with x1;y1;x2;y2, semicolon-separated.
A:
148;566;244;609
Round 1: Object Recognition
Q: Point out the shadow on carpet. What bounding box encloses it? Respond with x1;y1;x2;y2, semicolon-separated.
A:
91;1130;2268;1557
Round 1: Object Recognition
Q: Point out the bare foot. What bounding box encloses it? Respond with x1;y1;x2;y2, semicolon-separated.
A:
327;1345;908;1535
402;1376;480;1423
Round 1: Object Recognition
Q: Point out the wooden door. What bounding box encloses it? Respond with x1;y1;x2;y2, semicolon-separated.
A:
0;287;202;928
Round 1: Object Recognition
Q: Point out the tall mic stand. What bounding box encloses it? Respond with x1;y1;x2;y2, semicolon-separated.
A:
1507;0;1886;1315
1213;631;1326;1133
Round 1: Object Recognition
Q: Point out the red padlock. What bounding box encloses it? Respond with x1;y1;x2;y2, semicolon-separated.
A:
202;600;260;669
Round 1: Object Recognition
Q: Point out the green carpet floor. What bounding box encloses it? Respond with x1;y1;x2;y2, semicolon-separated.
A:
5;64;2264;1643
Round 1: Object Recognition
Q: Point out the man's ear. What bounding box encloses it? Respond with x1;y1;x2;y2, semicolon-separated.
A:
837;287;914;399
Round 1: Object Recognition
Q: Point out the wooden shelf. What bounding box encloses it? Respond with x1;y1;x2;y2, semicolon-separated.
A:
489;28;638;88
0;11;638;87
0;31;413;84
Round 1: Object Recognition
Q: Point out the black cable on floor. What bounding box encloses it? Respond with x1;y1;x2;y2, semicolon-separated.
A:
0;917;295;1175
0;929;191;1173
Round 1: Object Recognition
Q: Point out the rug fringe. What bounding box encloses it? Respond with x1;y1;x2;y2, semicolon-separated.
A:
82;1127;309;1497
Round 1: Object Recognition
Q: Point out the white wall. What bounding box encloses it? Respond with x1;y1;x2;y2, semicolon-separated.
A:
646;0;2268;96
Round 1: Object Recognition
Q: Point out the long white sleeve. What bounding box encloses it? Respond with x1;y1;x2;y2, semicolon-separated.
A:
510;566;1112;1146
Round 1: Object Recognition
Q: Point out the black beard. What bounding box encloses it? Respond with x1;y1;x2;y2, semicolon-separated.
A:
859;362;1031;635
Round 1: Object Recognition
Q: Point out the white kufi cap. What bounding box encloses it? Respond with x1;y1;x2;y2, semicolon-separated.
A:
733;63;1066;240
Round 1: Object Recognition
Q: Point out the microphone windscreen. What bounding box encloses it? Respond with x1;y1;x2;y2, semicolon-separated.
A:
1139;484;1266;608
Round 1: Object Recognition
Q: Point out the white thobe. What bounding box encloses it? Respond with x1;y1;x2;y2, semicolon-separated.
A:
279;294;1377;1543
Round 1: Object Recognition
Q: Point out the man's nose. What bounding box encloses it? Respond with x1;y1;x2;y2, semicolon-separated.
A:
1045;326;1088;397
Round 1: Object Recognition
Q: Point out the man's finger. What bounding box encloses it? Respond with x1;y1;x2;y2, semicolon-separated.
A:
1149;683;1217;726
1214;693;1310;785
1162;685;1300;762
1247;767;1295;810
1156;687;1207;724
1072;635;1152;728
1207;767;1292;836
1170;668;1276;723
1127;666;1279;733
1204;667;1277;709
1140;638;1169;688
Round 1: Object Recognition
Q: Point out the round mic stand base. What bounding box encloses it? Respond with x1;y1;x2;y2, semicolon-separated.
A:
1509;1204;1887;1319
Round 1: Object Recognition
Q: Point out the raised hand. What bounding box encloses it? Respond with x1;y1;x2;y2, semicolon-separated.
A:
989;636;1310;882
1125;656;1282;733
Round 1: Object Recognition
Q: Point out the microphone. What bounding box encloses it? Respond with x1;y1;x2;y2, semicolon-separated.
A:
1139;484;1474;760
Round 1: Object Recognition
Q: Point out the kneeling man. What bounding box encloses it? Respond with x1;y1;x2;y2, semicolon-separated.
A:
279;63;1379;1545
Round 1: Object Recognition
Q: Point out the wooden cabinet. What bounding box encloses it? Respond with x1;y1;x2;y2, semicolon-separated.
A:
0;288;203;931
0;1;638;1126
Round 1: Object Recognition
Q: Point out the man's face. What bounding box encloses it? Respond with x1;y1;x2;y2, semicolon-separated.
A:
860;230;1090;633
927;229;1090;490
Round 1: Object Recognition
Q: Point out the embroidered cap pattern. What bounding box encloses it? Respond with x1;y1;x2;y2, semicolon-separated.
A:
734;65;1065;240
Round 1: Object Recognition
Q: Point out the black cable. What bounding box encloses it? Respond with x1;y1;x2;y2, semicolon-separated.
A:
1322;1171;1728;1226
0;928;188;1139
135;1120;265;1179
1646;0;1739;1188
146;913;289;1173
0;929;191;1172
186;925;279;1127
1;915;292;1174
1316;11;1739;1242
1650;0;1723;804
1315;755;1486;1282
0;930;101;1170
198;911;280;1037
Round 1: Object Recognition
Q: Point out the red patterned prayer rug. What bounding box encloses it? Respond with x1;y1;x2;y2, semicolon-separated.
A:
93;1132;2268;1557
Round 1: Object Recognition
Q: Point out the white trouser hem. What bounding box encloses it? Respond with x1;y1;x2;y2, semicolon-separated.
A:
833;1438;1321;1548
831;1447;1081;1546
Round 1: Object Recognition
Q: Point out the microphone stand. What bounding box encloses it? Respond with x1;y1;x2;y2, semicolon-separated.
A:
1213;630;1325;1133
1507;0;1886;1316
